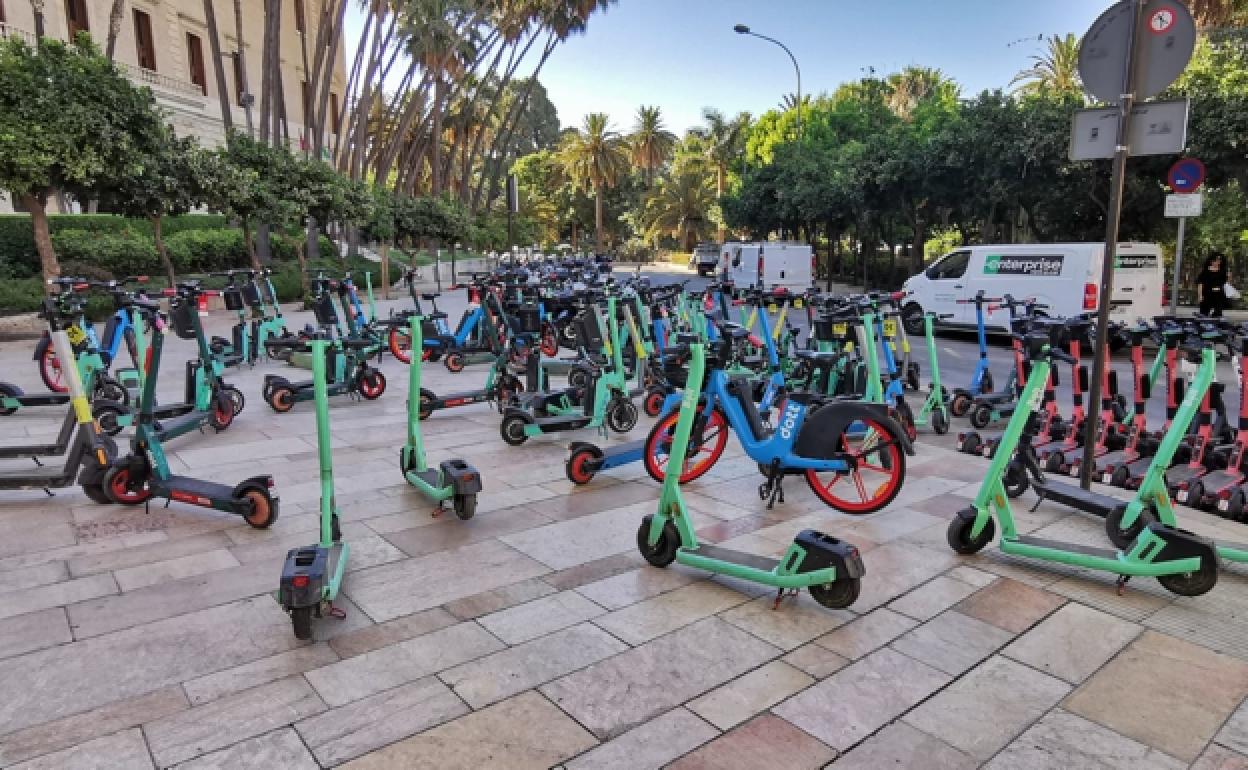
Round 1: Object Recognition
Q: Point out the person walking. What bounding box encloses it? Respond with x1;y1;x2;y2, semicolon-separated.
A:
1198;253;1230;317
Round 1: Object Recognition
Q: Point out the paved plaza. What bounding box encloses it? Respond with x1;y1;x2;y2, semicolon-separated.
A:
1;291;1248;769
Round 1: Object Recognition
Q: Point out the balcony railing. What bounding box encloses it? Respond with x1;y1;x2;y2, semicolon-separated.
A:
0;22;204;101
0;22;38;46
116;61;205;100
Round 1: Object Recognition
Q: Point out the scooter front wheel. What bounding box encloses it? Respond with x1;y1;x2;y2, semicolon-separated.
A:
636;514;679;568
930;409;949;435
947;509;995;554
969;404;992;430
1105;504;1157;550
500;414;530;446
444;353;466;373
358;369;386;400
389;326;413;364
805;418;906;515
269;386;296;413
643;388;666;418
606;400;639;434
238;485;278;529
453;494;477;521
290;606;313;640
566;446;600;485
419;388;436;420
950;393;972;418
103;462;153;506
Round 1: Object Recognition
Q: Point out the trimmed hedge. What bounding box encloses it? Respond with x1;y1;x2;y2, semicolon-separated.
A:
0;214;227;277
52;229;161;275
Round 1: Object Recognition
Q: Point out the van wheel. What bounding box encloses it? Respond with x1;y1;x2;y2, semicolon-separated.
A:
901;304;925;336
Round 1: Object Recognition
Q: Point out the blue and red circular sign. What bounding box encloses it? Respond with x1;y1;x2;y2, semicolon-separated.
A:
1168;158;1205;193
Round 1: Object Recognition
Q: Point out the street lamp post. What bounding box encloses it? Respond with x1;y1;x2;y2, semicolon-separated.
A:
733;24;801;141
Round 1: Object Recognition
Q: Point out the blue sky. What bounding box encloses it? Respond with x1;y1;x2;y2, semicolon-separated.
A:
347;0;1105;134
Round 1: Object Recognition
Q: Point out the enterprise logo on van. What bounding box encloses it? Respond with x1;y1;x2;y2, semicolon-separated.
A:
983;254;1063;276
1114;254;1159;269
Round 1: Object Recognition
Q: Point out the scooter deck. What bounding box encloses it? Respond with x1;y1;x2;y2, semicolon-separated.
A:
684;544;779;572
1165;464;1208;490
1032;479;1123;519
1093;449;1141;481
1011;534;1119;559
164;474;237;499
1191;469;1244;502
0;465;73;485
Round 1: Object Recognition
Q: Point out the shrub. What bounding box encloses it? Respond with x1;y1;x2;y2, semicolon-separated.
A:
164;229;249;273
51;229;160;276
0;214;226;276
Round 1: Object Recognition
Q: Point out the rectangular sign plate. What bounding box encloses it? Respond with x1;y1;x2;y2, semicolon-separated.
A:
1164;192;1203;217
1069;98;1189;160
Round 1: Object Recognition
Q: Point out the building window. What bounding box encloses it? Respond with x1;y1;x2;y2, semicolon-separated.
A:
186;32;206;95
0;1;7;24
330;92;340;132
232;52;245;105
133;10;156;71
65;0;89;37
294;0;306;34
301;81;312;125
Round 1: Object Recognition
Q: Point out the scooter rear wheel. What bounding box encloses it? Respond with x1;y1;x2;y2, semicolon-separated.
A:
269;387;296;413
500;414;530;446
290;607;313;640
210;397;235;430
950;393;972;418
444;353;466;373
389;327;413;364
643;389;666;418
239;486;278;529
453;494;477;521
805;418;906;515
930;410;949;435
969;404;992;430
1157;558;1218;597
419;388;436;420
566;447;600;485
1104;504;1157;550
39;344;67;393
809;579;861;610
358;369;386;400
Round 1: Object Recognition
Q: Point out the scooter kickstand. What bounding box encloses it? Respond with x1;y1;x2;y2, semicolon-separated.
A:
771;588;799;610
1115;575;1131;596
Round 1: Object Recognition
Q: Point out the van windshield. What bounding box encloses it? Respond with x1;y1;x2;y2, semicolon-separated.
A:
926;250;970;280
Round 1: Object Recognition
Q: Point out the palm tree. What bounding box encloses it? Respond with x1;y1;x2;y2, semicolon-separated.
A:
629;105;676;185
697;108;751;240
643;169;716;251
1010;34;1082;98
886;66;956;120
558;112;629;252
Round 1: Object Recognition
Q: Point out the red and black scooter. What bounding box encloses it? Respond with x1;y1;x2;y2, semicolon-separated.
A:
1050;325;1126;475
1192;330;1248;516
1032;318;1091;467
1097;325;1169;486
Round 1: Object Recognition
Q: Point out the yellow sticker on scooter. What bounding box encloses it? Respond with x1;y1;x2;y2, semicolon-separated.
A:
767;303;778;313
794;299;803;308
66;324;87;346
883;319;898;337
833;323;848;336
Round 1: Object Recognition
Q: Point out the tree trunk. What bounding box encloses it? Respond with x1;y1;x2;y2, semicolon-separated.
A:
379;240;391;300
430;78;445;194
912;218;926;273
30;0;46;39
150;215;176;285
242;220;260;269
306;218;320;261
105;0;126;59
22;194;58;288
233;0;254;136
203;0;234;134
594;186;604;253
296;240;309;300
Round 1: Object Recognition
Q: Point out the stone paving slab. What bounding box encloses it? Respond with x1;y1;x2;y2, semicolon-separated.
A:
1;294;1247;767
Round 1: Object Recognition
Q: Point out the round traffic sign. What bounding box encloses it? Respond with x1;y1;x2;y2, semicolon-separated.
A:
1079;0;1196;104
1149;6;1176;34
1168;157;1205;193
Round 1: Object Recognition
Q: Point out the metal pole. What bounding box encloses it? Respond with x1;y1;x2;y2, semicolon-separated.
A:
1171;216;1186;314
1081;0;1146;491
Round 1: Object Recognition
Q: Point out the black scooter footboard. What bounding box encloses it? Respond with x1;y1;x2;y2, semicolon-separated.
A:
793;402;915;457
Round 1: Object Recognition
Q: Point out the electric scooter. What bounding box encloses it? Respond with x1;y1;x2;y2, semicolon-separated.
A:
947;329;1219;598
101;307;279;526
279;338;350;640
948;291;1000;417
400;316;483;519
0;318;115;502
638;338;867;610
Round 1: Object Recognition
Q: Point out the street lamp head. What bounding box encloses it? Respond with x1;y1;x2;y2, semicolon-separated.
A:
733;24;750;34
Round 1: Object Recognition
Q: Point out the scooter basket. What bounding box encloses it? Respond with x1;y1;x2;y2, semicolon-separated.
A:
515;306;542;333
170;298;199;340
241;282;263;307
222;288;245;311
313;294;338;326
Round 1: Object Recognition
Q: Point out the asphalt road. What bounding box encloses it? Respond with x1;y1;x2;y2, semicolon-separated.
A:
634;270;1236;431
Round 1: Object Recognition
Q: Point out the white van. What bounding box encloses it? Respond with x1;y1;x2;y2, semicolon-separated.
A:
900;243;1164;334
722;241;814;292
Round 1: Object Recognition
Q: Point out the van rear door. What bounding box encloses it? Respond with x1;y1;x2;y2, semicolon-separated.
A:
1111;245;1163;322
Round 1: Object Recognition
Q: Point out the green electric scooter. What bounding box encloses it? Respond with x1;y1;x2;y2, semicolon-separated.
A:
637;337;867;610
401;316;483;519
911;309;951;435
946;329;1220;597
279;339;350;640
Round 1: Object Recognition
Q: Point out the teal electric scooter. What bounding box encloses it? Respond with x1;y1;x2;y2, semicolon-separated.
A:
401;316;483;519
279;338;350;640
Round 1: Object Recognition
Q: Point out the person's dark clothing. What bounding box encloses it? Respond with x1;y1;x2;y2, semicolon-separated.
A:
1198;266;1227;317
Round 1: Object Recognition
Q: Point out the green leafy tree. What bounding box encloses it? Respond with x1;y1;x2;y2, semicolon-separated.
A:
557;112;630;252
104;129;210;284
0;36;166;286
201;133;294;268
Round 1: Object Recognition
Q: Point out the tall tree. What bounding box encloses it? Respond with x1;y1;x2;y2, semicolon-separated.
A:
698;108;751;240
202;0;234;134
1010;34;1082;98
629;105;675;185
105;0;126;60
558;112;629;252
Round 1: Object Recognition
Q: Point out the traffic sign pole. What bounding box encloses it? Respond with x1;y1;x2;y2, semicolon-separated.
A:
1172;216;1186;313
1081;0;1147;492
